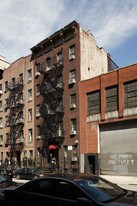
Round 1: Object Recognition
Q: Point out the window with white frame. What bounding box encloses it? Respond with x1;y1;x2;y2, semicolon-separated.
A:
36;84;40;96
28;129;33;142
57;51;63;64
28;89;32;101
69;69;76;85
28;69;32;81
70;94;76;109
28;109;32;121
70;118;77;134
36;105;40;117
69;45;76;60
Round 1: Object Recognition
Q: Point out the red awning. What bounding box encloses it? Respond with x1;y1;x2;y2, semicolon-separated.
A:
48;145;59;150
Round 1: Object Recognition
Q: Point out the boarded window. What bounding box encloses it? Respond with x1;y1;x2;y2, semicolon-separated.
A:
87;90;100;115
106;86;118;112
124;80;137;108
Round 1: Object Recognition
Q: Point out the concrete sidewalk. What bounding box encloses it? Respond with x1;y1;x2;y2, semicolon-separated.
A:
100;175;137;185
100;175;137;191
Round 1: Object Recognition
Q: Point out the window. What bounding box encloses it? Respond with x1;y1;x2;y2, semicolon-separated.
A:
29;150;33;159
0;84;2;95
0;135;3;145
28;89;32;101
124;80;137;108
5;99;9;109
0;101;2;111
0;117;2;128
57;51;63;64
19;131;24;142
37;148;40;158
36;64;40;72
12;78;15;88
36;126;41;139
70;119;77;135
57;122;63;137
35;64;41;78
28;129;33;142
87;90;101;115
28;69;32;81
46;57;51;71
19;73;23;84
106;86;118;112
36;84;40;96
70;94;76;109
36;105;40;117
28;109;32;122
5;81;8;92
69;69;76;84
69;45;76;60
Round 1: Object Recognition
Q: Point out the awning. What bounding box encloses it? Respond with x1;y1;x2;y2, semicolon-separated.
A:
48;145;59;150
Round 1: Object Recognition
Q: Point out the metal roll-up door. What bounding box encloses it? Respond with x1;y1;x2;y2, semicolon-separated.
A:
100;119;137;176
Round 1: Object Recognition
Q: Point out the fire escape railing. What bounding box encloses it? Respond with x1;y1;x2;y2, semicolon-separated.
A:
5;78;24;160
39;57;65;153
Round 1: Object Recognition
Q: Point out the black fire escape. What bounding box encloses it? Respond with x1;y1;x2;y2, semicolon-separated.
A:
39;57;64;163
5;78;24;167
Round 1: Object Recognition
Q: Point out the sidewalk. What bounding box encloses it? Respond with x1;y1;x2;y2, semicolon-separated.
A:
100;175;137;191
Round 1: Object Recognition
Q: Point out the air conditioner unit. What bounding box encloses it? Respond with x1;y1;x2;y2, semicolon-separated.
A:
69;78;76;85
70;103;76;109
36;136;41;140
0;90;3;95
18;138;24;143
36;112;40;117
35;71;40;77
18;118;24;124
70;130;77;135
70;54;75;60
28;77;32;81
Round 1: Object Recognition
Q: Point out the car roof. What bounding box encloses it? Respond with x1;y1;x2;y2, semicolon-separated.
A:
41;173;99;181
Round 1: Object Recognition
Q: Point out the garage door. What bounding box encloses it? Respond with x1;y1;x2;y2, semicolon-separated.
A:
100;120;137;176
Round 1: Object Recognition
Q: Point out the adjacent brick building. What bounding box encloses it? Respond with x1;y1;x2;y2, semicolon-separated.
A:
79;63;137;175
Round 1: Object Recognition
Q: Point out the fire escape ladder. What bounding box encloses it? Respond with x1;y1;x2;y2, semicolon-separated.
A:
6;78;24;155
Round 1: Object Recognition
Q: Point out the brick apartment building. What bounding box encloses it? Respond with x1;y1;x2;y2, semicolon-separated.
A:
79;63;137;176
0;20;118;172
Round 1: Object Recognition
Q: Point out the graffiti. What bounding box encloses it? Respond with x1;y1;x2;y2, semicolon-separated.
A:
108;153;134;165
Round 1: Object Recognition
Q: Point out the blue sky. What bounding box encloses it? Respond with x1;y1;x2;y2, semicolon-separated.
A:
0;0;137;67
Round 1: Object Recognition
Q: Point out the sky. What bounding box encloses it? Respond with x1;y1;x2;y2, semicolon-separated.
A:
0;0;137;68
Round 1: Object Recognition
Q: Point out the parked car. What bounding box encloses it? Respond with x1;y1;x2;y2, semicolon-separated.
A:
0;167;14;180
14;167;45;180
4;173;137;206
0;174;19;206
